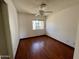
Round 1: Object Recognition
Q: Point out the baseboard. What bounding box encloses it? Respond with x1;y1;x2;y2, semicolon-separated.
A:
20;35;46;40
45;35;74;49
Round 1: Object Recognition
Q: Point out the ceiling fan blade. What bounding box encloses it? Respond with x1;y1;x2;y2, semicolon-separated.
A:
44;11;53;13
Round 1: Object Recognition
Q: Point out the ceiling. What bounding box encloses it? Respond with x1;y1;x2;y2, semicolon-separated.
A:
12;0;79;14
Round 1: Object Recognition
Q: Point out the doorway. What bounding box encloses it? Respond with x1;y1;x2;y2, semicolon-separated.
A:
0;0;13;59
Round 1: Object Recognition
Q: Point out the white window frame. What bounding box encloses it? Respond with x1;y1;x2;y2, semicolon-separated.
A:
32;20;44;30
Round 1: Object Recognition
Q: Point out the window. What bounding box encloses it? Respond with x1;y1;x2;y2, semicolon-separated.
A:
32;20;44;30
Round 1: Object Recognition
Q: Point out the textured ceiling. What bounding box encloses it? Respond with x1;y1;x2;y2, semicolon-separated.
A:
12;0;79;14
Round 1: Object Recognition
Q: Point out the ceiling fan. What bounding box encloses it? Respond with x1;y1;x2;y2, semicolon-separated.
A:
35;3;53;16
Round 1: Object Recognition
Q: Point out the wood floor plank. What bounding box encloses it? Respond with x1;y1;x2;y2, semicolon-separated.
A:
15;35;74;59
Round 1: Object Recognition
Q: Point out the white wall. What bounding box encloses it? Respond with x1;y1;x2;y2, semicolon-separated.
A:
18;12;46;39
4;0;20;58
74;18;79;59
46;4;79;47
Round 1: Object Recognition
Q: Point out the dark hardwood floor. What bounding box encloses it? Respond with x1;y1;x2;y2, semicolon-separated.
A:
15;35;74;59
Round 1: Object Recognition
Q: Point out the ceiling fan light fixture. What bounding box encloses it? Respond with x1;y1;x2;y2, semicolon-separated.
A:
35;15;46;21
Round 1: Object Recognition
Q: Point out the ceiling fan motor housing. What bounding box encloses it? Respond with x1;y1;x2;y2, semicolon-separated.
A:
40;3;47;8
